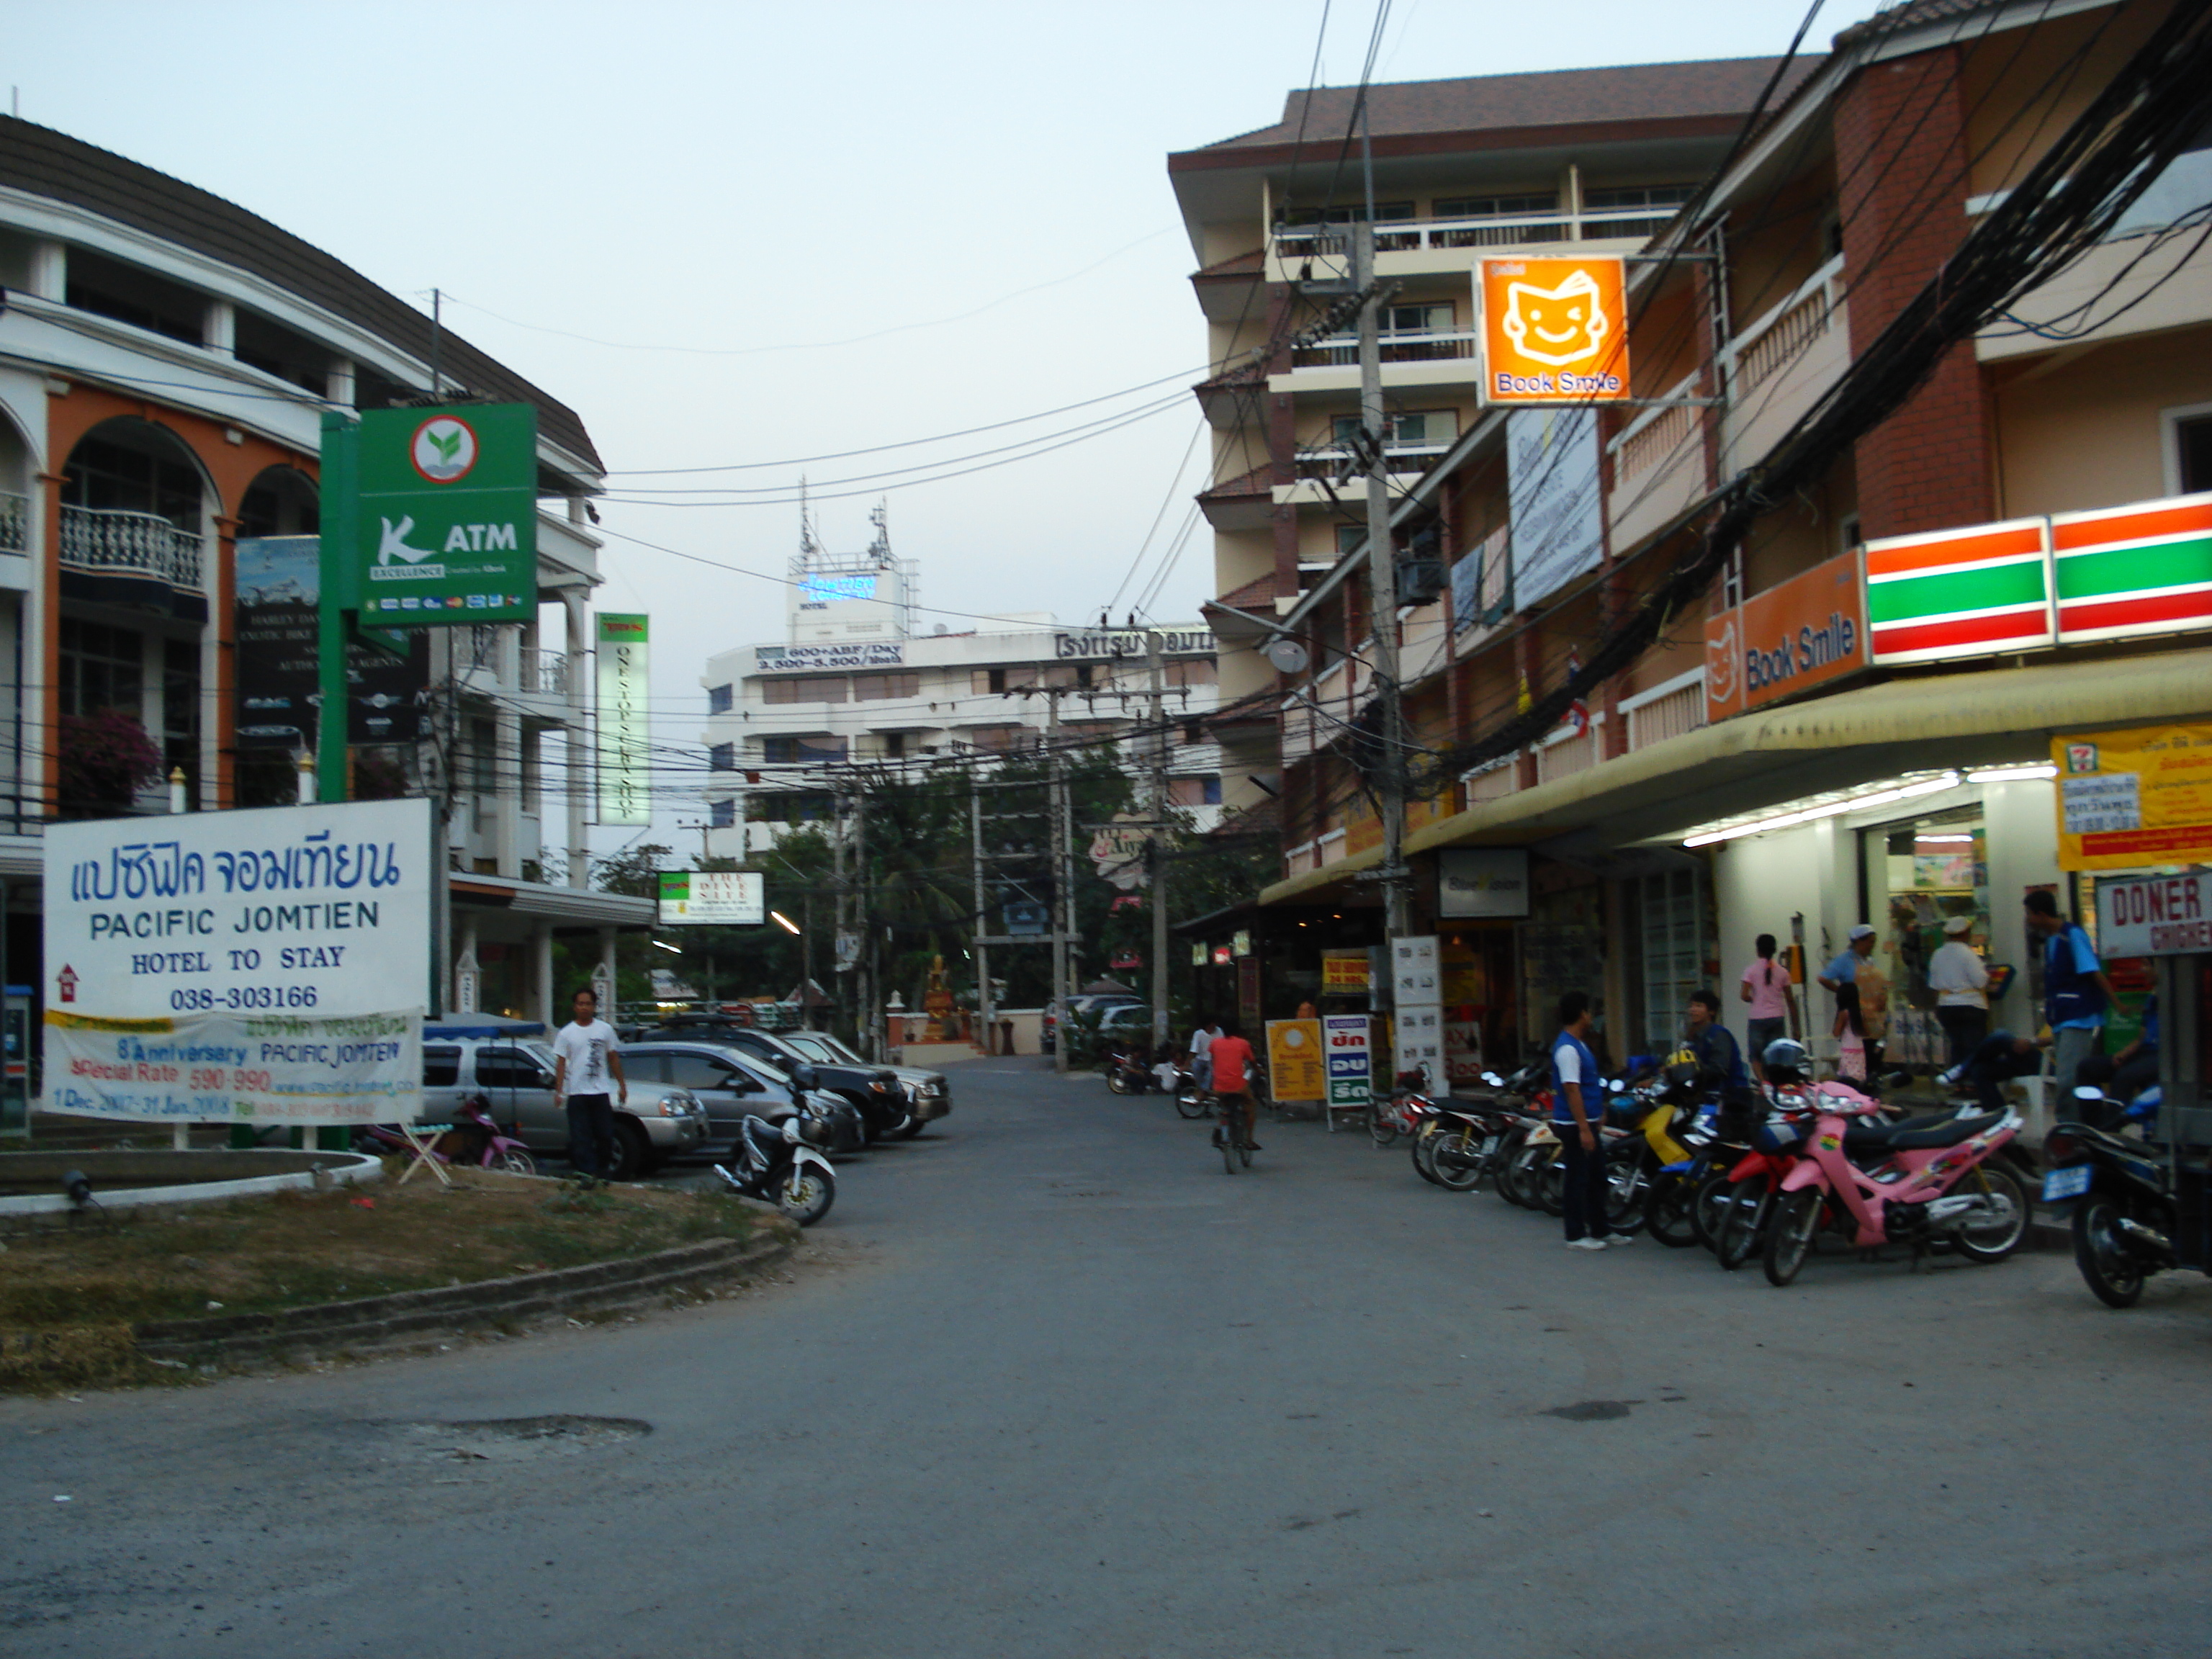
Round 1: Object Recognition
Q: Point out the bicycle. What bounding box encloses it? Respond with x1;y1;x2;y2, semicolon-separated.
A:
1213;1090;1255;1174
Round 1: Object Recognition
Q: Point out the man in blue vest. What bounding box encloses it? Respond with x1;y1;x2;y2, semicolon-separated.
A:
2024;890;2118;1093
1552;991;1630;1251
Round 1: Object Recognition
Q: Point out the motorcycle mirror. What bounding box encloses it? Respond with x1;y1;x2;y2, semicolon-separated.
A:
2072;1085;2103;1101
1481;1071;1502;1087
1606;1078;1623;1092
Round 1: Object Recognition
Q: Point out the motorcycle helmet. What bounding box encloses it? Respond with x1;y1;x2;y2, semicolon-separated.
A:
793;1110;832;1148
1761;1038;1810;1084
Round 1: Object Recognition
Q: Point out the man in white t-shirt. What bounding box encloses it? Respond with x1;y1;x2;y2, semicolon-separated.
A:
1191;1020;1221;1092
551;986;626;1181
1926;915;1992;1069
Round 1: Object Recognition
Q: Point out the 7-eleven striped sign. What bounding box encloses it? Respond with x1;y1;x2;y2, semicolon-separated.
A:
2051;493;2212;644
1865;517;2053;665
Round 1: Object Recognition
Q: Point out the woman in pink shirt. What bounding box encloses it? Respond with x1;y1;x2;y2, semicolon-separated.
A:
1738;933;1797;1078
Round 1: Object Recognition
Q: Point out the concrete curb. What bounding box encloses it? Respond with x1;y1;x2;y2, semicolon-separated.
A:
131;1228;795;1365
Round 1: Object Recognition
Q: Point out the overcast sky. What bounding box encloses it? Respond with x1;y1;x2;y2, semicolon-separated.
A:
6;0;1887;858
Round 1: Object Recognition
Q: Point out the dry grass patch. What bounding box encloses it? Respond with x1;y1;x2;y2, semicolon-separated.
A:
0;1167;770;1390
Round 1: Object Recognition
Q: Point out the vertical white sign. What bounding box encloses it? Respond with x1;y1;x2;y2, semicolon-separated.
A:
597;613;650;826
1391;934;1444;1087
1507;408;1604;610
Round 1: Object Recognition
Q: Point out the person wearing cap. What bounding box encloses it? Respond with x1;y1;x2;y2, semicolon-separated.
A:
1927;915;1992;1068
1817;925;1879;994
1818;924;1887;1074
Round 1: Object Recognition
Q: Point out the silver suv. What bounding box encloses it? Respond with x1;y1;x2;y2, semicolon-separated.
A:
421;1031;709;1179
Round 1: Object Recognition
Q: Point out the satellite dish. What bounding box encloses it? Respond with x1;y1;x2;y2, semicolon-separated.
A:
1264;637;1310;675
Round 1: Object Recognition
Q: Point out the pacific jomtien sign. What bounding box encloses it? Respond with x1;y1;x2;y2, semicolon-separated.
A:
40;799;432;1123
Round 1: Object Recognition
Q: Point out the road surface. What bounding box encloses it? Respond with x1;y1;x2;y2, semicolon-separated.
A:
4;1058;2208;1656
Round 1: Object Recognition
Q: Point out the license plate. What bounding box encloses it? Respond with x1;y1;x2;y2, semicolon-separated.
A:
2041;1164;2092;1202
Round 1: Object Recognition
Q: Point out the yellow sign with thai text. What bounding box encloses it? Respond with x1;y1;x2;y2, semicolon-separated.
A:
1265;1019;1326;1102
2053;724;2212;871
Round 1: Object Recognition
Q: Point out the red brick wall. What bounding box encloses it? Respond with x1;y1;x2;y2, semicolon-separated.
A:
1835;44;1996;539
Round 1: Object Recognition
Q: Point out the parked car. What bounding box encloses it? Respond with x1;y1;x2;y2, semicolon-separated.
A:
780;1028;951;1137
637;1015;909;1141
621;1040;866;1153
1043;994;1143;1054
419;1025;709;1179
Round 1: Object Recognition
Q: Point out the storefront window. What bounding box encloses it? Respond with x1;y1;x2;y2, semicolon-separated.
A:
1638;870;1703;1058
1875;813;1988;1069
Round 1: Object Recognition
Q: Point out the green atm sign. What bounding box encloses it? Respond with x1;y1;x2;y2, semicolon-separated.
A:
355;403;536;624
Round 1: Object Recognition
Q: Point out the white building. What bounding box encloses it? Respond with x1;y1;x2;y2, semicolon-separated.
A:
696;534;1223;853
0;113;648;1026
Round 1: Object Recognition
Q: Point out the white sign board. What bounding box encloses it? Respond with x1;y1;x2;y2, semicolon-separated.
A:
657;870;765;926
1437;848;1531;919
1393;1002;1445;1086
45;1010;420;1125
1323;1013;1372;1107
2097;872;2212;958
1390;935;1442;1009
42;797;433;1124
47;797;433;1020
1507;407;1603;610
596;614;651;826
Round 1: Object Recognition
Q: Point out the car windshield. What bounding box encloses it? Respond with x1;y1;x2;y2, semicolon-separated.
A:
785;1032;863;1066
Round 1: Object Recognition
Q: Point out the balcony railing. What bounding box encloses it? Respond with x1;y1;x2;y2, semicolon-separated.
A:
0;492;26;555
1292;442;1454;483
1289;329;1480;372
1721;254;1847;397
58;505;202;590
521;647;571;696
1273;207;1678;261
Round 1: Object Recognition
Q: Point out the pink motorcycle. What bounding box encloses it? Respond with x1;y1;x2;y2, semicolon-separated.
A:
1761;1097;2030;1285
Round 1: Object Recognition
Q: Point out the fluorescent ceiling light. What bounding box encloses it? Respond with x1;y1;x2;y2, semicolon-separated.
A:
1916;833;1977;844
651;939;683;954
771;910;802;935
1965;764;2057;783
1683;773;1961;848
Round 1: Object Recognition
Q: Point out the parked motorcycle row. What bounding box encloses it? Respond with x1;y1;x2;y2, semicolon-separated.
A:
1376;1046;2051;1287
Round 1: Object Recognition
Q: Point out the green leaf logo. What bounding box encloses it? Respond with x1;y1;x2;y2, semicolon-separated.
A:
428;429;462;462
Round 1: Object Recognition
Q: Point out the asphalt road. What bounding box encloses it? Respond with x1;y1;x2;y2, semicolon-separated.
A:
4;1058;2209;1658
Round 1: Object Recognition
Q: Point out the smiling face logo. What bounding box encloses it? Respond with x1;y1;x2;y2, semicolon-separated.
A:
1500;268;1609;367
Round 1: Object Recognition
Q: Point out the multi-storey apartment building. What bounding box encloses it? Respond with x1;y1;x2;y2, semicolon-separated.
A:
1168;56;1805;823
697;531;1220;852
1174;0;2212;1109
0;114;647;1028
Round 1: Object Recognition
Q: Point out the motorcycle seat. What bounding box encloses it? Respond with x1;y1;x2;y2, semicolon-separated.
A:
1843;1110;2004;1152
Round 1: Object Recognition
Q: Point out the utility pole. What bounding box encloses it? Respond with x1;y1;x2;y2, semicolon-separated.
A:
1146;631;1170;1054
1353;217;1411;941
832;775;852;1040
971;776;995;1054
854;770;874;1061
1047;689;1070;1076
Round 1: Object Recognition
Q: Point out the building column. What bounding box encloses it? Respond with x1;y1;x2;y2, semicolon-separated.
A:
595;926;617;1014
27;242;65;302
1835;43;1995;538
453;912;480;1014
534;920;555;1030
209;511;237;809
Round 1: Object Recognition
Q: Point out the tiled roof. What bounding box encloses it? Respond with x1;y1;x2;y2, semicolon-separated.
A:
0;116;601;472
1834;0;1997;47
1192;56;1813;153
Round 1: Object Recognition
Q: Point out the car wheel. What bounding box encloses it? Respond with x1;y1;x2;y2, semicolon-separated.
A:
603;1119;649;1182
